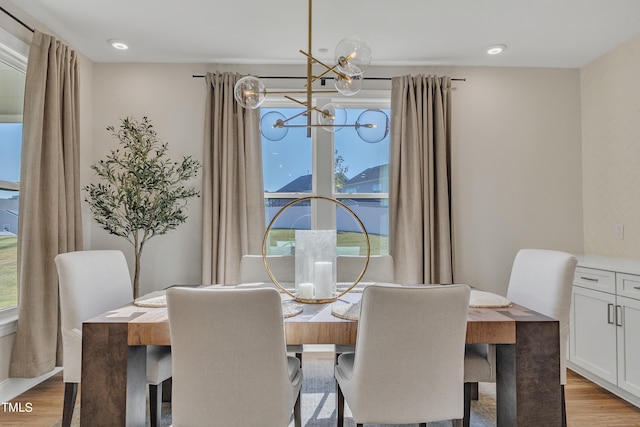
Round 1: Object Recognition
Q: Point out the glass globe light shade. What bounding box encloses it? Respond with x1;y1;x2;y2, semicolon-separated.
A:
234;76;266;109
334;68;363;96
334;35;372;74
260;111;289;141
317;103;347;132
356;109;389;143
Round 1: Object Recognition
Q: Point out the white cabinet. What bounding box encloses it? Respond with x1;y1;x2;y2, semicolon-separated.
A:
569;255;640;408
570;284;617;382
617;295;640;397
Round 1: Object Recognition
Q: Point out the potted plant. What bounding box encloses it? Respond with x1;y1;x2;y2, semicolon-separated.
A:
84;116;201;298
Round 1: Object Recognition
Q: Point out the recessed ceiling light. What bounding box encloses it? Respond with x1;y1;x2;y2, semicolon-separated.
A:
108;39;129;50
487;44;506;55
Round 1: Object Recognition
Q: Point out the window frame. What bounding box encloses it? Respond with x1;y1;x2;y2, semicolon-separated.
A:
0;25;28;331
261;91;391;250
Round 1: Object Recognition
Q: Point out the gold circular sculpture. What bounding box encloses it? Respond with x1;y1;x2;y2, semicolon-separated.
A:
262;196;370;303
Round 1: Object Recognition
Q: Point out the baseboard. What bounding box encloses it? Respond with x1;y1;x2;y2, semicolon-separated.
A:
0;367;62;403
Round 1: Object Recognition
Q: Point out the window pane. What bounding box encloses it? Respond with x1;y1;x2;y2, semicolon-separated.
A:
335;108;390;194
0;123;21;182
337;198;388;255
264;198;310;255
1;42;26;311
0;190;18;310
261;108;313;193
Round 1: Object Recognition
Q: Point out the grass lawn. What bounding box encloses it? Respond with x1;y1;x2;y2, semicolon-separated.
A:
267;229;388;255
0;235;18;310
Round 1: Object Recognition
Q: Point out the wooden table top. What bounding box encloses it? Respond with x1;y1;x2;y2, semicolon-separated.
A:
84;285;555;347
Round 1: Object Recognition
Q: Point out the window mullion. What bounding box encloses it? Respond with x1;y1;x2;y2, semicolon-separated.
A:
313;97;335;231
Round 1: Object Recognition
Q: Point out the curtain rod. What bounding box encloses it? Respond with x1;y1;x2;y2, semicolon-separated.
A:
192;74;466;82
0;6;35;33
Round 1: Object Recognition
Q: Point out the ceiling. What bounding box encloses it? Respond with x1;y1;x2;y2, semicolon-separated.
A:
7;0;640;68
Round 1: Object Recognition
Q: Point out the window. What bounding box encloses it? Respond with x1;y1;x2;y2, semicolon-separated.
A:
0;28;27;315
262;96;390;256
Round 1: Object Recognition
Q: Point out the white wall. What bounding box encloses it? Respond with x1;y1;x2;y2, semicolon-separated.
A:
90;63;207;296
452;66;584;293
581;33;640;258
88;63;584;296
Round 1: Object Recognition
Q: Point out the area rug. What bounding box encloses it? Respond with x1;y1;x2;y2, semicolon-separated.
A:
53;353;496;427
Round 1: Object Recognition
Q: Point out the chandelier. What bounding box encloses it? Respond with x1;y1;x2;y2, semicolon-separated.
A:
233;0;389;144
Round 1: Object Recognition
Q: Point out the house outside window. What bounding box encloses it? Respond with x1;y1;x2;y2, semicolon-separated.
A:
0;28;27;317
262;96;390;256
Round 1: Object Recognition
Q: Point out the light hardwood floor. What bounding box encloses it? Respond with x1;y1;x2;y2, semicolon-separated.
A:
2;367;640;426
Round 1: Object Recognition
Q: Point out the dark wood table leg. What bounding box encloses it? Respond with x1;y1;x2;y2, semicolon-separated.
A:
496;320;562;426
81;322;147;426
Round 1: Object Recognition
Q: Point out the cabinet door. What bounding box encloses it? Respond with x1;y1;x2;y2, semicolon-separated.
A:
617;295;640;397
570;286;617;383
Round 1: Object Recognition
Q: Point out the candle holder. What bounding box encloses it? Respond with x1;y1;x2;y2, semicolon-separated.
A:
262;196;370;303
294;230;336;303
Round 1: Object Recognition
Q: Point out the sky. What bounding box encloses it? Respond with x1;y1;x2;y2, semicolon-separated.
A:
0;123;21;187
0;110;391;195
261;107;390;192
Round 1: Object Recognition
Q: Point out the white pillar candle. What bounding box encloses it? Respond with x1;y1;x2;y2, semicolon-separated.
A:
314;261;333;299
298;282;315;299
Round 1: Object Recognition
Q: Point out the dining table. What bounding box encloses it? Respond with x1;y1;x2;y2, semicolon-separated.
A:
80;284;563;426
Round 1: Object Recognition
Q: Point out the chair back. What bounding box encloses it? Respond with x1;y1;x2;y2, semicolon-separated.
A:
239;255;294;287
343;284;470;424
506;249;577;383
167;287;302;426
337;254;395;283
55;250;133;382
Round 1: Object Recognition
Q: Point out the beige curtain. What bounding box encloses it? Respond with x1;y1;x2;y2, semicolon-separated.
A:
10;31;83;378
389;75;453;285
201;72;265;285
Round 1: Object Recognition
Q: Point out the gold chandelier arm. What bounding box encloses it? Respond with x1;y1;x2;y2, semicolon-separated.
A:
299;50;349;83
277;123;374;129
277;106;310;125
284;95;308;107
267;89;338;95
279;96;332;125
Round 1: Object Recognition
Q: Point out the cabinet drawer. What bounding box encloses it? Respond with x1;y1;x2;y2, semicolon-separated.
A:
617;273;640;301
574;267;616;293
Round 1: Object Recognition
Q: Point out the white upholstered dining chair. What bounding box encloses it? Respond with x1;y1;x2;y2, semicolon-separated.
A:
166;287;302;426
335;284;470;427
463;248;577;427
336;254;395;284
239;254;396;359
334;255;395;358
55;250;171;427
238;254;304;359
239;254;295;286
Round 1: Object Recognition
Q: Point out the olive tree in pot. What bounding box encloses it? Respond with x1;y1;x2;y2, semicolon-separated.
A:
84;116;201;298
